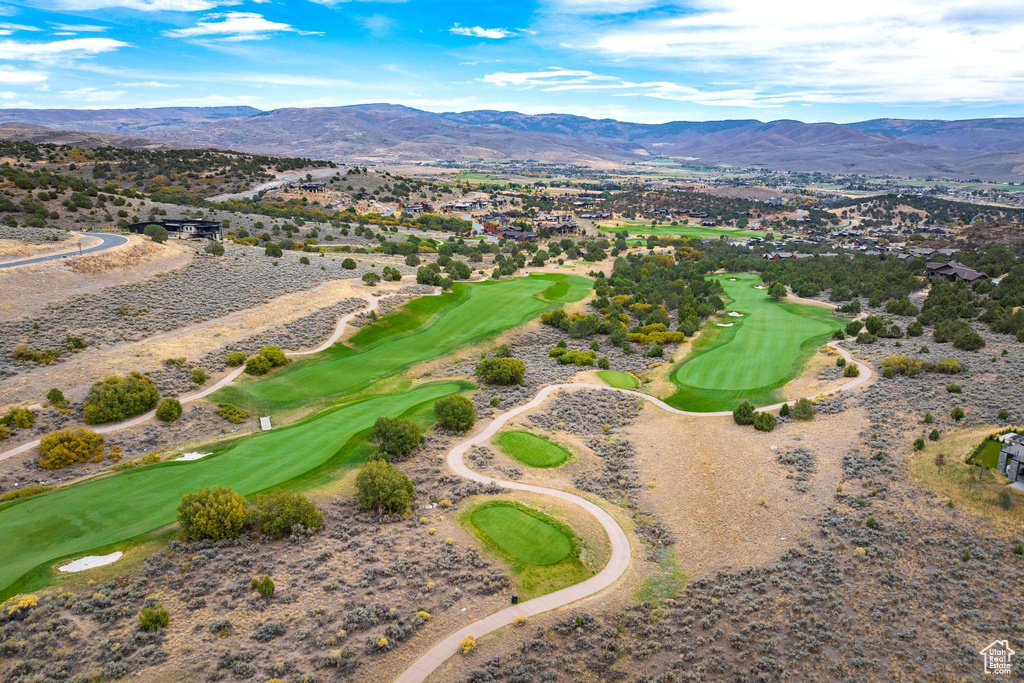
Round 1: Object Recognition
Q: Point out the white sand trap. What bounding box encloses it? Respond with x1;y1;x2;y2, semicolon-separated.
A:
728;311;744;317
59;551;123;573
729;278;737;281
717;323;735;327
755;285;766;289
179;451;212;461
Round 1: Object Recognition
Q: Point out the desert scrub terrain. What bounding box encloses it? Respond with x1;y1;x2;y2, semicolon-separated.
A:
429;316;1024;682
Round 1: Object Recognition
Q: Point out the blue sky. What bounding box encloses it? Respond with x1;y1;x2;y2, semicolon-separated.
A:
0;0;1022;123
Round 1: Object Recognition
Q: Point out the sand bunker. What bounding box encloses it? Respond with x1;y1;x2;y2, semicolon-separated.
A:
717;323;735;327
728;311;744;317
179;452;212;461
59;551;123;573
755;285;766;289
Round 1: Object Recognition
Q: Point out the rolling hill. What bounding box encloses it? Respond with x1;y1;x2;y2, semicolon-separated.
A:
0;103;1022;179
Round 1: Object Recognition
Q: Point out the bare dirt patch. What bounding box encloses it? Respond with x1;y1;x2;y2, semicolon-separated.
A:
0;237;193;318
627;402;868;577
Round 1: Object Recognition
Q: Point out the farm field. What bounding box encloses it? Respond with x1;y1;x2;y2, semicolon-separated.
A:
0;381;466;599
598;220;762;240
215;273;591;416
596;369;639;389
494;430;572;468
666;273;844;412
462;500;593;599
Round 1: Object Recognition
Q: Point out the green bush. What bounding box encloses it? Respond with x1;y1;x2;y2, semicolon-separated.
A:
953;329;985;351
779;403;790;418
791;398;815;421
946;383;962;393
177;486;250;541
192;368;207;384
259;345;288;367
913;438;925;451
46;387;67;409
844;363;860;377
83;372;159;425
155;398;182;422
355;460;415;515
475;357;526;385
733;400;755;426
836;356;846;367
951;406;965;421
225;351;247;367
362;271;381;286
299;256;310;265
215;403;250;424
929;428;940;441
204;242;224;256
143;224;168;243
139;604;169;631
752;411;777;432
906;321;924;337
245;355;273;376
265;242;283;257
1;407;35;429
597;357;610;370
369;417;422;460
434;395;476;433
38;428;104;470
251;491;324;539
342;257;357;269
251;575;275;598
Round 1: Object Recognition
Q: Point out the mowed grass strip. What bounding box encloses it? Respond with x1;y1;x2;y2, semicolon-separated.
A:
494;430;572;468
463;501;593;599
667;273;844;412
596;370;639;390
0;382;466;599
215;274;591;416
598;221;763;240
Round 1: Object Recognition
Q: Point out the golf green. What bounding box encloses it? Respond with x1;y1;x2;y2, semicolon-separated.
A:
215;274;591;416
494;430;571;468
596;370;639;389
468;502;572;565
0;382;466;599
666;273;844;412
599;221;761;240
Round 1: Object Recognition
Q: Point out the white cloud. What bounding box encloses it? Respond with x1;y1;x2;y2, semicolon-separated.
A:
0;37;127;62
59;87;125;101
0;22;42;32
480;66;819;108
116;80;178;86
572;0;1024;105
449;24;515;39
49;23;111;32
163;11;322;40
53;0;238;10
0;66;49;84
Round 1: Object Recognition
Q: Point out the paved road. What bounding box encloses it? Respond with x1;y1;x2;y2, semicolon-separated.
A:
0;232;129;270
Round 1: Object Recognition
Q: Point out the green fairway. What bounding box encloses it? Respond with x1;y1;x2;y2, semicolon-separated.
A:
214;274;590;416
598;220;762;240
666;273;844;412
596;370;639;389
0;382;466;599
494;430;572;468
463;500;592;598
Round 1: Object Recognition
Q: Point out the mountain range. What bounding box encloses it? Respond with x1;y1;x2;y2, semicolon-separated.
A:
1;104;1022;179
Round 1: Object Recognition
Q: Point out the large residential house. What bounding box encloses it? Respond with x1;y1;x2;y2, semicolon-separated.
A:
997;433;1024;483
925;260;988;284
